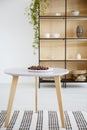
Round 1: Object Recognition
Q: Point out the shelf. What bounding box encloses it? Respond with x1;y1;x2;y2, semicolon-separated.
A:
40;16;65;19
66;59;87;61
62;78;87;83
39;0;87;86
40;60;65;62
40;38;87;40
66;38;87;40
66;16;87;20
40;78;87;83
40;15;87;19
40;38;65;40
40;59;87;62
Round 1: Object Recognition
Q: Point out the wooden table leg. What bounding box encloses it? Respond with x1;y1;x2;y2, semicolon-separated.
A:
54;76;65;128
4;76;19;127
35;77;39;113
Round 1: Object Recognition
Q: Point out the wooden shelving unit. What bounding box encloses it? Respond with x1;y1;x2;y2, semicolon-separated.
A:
39;0;87;86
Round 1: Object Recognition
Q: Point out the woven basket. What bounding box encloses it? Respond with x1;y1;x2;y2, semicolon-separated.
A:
72;70;87;81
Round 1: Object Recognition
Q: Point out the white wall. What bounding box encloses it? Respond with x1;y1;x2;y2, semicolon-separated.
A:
0;0;38;84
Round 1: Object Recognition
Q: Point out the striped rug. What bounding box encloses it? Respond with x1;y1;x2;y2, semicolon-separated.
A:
0;110;87;130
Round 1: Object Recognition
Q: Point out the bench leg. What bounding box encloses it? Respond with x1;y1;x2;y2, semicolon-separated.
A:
54;76;65;128
4;76;19;127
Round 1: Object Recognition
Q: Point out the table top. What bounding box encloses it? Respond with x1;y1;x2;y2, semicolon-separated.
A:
4;68;69;77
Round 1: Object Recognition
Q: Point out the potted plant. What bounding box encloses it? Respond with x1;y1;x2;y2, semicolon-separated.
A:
25;0;48;51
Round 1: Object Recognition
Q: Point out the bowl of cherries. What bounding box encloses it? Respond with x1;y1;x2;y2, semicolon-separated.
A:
28;65;53;72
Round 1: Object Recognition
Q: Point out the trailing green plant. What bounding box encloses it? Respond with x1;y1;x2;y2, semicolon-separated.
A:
25;0;48;50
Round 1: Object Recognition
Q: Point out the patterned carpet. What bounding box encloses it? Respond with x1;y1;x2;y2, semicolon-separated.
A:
0;110;87;130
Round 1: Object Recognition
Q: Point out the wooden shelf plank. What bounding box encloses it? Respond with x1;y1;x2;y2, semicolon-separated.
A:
40;78;87;83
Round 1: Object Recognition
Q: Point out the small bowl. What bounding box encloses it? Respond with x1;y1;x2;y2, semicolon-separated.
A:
54;33;60;38
44;33;50;38
72;10;80;16
55;13;61;16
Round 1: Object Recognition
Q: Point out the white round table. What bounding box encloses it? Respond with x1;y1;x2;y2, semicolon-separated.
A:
4;67;69;128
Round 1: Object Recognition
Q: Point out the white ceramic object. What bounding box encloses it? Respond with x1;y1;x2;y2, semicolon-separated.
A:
44;33;50;38
56;13;61;16
76;53;81;59
72;10;80;16
54;33;60;38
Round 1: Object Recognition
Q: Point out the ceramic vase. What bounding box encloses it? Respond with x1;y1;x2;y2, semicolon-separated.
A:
76;25;83;37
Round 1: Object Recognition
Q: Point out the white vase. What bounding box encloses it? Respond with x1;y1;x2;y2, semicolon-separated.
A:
76;53;81;59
